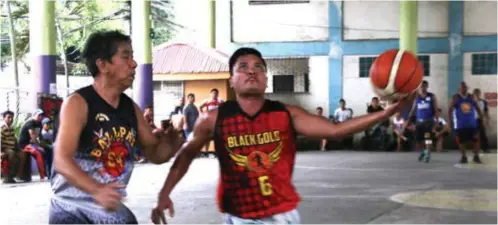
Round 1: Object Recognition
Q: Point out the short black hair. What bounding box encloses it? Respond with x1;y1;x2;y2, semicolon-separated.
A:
145;105;153;109
422;80;429;86
228;47;267;76
210;88;219;94
187;93;195;98
339;99;345;104
82;30;131;77
316;107;323;111
372;97;379;101
2;110;13;118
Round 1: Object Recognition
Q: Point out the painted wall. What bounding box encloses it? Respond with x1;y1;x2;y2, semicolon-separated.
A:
184;79;229;108
463;1;497;36
462;52;497;145
265;56;329;116
231;0;329;43
343;1;448;40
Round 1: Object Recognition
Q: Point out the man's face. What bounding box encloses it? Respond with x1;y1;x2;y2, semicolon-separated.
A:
188;95;195;104
229;55;268;96
316;109;323;116
36;115;44;122
43;123;50;130
101;42;137;90
210;91;219;100
459;83;468;94
3;114;13;126
145;108;153;117
474;90;481;98
178;98;184;106
372;99;379;107
419;82;428;93
339;101;345;108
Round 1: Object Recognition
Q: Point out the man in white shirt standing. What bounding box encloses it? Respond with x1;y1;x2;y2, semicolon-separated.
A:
334;99;354;149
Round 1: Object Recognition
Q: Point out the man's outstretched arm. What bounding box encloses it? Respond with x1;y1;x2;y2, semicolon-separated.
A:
287;95;414;139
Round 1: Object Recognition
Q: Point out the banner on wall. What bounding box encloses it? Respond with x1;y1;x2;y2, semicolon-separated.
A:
484;92;497;108
37;93;63;121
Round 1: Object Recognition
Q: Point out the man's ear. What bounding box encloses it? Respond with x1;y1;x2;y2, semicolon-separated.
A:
228;77;234;88
95;58;107;74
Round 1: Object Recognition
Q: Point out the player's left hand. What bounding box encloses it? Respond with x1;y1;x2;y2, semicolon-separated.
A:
151;195;175;224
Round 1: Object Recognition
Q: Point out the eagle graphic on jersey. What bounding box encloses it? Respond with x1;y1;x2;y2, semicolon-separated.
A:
226;142;283;173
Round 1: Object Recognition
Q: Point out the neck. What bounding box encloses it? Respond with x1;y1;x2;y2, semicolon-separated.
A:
4;123;12;128
236;95;265;116
93;78;122;108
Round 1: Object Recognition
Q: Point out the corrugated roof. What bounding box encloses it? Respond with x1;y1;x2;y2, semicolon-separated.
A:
152;43;229;74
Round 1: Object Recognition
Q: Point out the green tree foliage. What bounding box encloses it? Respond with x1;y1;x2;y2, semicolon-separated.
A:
1;0;178;75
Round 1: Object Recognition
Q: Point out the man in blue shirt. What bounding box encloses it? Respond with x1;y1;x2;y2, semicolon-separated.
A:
449;82;484;164
408;80;439;163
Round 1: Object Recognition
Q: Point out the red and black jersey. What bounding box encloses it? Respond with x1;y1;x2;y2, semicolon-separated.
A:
214;100;301;219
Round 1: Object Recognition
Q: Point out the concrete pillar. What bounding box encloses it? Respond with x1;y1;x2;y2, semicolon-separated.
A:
131;0;153;111
208;0;216;48
29;0;56;108
399;0;418;54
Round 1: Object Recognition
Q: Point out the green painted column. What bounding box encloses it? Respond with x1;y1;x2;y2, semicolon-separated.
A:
399;0;418;54
29;0;57;108
131;0;153;111
208;0;216;48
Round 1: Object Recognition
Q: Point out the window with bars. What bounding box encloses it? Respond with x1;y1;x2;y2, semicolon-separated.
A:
249;0;310;5
359;57;376;78
273;75;295;93
358;55;431;78
417;55;430;76
472;53;497;75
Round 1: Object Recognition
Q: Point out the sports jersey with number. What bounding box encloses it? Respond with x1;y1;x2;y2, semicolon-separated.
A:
214;100;300;219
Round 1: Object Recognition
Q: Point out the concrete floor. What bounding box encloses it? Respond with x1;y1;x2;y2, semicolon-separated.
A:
0;151;496;224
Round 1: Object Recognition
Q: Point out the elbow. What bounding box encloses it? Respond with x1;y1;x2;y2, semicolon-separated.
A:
53;155;69;176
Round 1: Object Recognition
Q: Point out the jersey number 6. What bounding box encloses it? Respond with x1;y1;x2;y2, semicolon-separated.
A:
258;176;273;196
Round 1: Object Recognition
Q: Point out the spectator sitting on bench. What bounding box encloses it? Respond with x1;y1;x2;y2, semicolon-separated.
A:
17;109;46;181
432;108;450;152
391;111;408;152
1;110;20;184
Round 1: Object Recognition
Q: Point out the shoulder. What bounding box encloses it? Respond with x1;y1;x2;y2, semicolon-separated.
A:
58;92;89;122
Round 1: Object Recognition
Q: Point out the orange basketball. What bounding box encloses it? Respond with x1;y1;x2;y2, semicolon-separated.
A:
369;49;424;100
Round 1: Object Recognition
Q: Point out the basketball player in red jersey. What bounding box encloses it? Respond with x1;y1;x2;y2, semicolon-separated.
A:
199;88;224;156
199;88;224;112
151;48;415;224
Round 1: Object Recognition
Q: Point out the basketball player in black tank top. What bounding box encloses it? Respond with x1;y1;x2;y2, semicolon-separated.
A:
49;31;185;224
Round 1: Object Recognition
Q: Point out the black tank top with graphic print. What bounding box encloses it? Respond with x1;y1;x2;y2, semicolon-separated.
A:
51;85;138;202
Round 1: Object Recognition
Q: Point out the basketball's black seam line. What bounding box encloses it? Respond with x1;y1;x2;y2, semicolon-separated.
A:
399;62;419;93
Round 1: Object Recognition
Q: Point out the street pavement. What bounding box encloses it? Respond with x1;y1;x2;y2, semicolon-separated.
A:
1;151;496;224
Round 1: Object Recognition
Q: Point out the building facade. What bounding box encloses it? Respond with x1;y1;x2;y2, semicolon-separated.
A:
213;0;497;145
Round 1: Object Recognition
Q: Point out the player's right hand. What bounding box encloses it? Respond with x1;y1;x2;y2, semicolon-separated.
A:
92;182;125;212
151;196;175;224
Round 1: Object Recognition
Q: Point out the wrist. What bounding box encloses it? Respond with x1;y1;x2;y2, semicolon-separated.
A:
89;182;104;196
